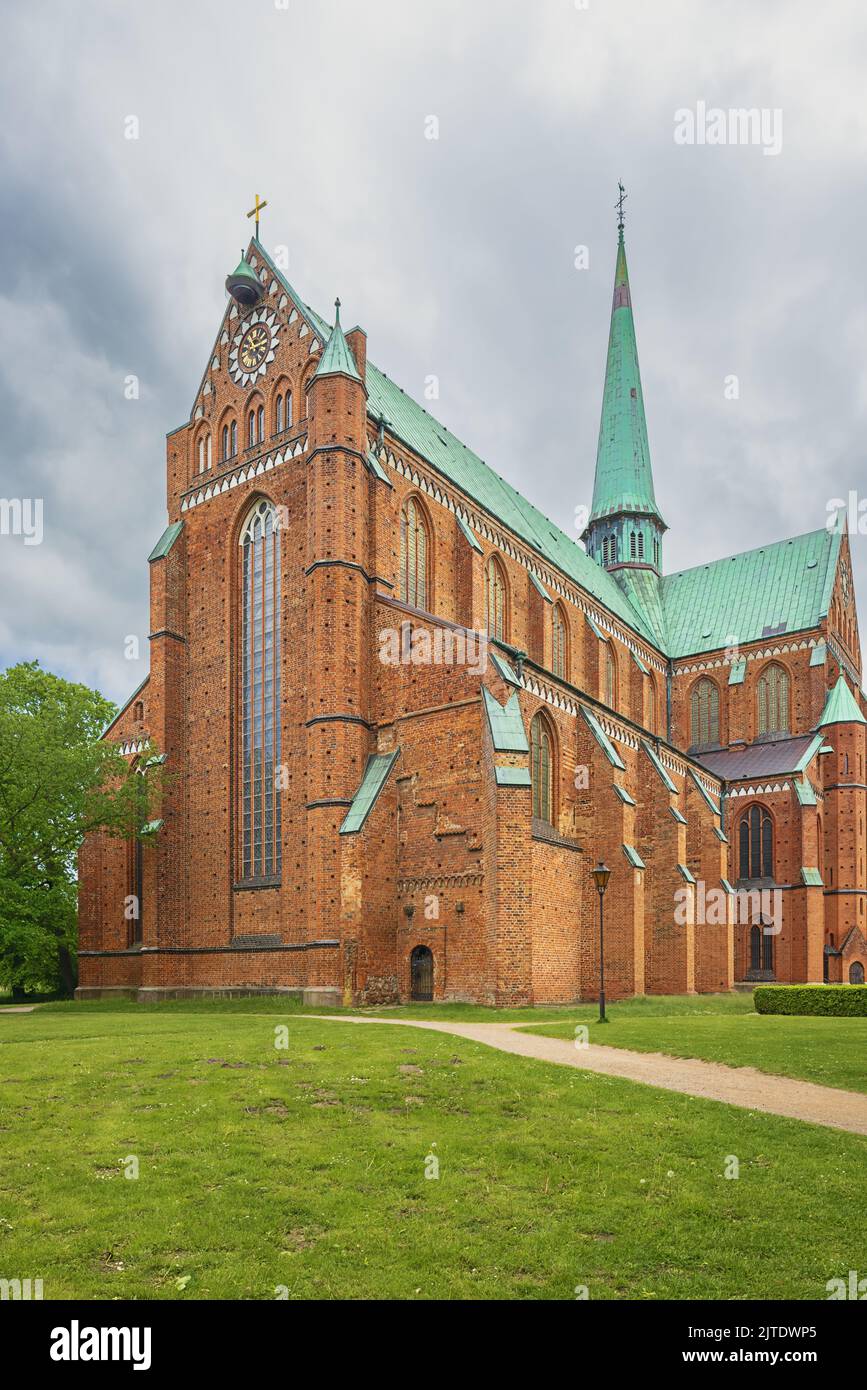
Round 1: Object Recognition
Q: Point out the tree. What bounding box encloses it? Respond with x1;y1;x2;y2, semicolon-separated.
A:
0;662;164;997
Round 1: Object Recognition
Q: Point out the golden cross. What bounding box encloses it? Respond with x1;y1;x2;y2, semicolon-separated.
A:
246;194;268;239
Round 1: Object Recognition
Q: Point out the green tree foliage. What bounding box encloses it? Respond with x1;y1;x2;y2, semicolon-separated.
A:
0;662;164;996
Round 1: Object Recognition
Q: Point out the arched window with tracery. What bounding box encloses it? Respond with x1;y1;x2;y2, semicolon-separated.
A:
239;499;281;882
485;555;507;640
399;497;429;609
757;663;790;736
551;604;568;680
739;804;773;880
690;677;719;747
531;711;554;825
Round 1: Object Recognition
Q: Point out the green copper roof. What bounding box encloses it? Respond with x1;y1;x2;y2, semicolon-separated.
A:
623;843;646;869
495;766;531;787
642;739;677;794
670;806;687;824
482;688;529;752
816;674;867;728
589;233;664;527
247;241;844;666
490;650;521;687
688;768;721;816
662;527;841;658
794;778;818;807
580;707;626;770
228;256;259;284
456;513;483;554
312;300;362;384
147;520;183;563
612;783;636;805
800;866;824;887
339;749;400;834
677;864;696;884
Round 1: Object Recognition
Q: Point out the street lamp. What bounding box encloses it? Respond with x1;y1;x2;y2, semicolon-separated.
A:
591;862;611;1023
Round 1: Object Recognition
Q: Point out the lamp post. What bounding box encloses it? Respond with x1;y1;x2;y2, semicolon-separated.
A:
591;862;611;1023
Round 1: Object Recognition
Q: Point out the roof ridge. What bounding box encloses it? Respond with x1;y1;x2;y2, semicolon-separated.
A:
665;525;835;580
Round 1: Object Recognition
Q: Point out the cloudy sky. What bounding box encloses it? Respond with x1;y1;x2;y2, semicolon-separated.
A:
2;0;866;705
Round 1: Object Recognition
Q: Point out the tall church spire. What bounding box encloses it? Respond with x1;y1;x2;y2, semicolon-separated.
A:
583;197;666;577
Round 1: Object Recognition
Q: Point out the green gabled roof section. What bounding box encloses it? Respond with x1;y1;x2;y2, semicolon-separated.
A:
490;650;521;687
589;232;664;528
612;568;668;651
612;783;636;805
312;300;362;384
642;739;677;794
580;706;626;770
495;766;531;787
809;641;827;668
148;520;184;563
720;877;736;895
365;450;392;485
529;571;552;602
794;778;818;807
713;826;728;843
339;749;400;834
100;675;150;739
670;806;687;824
795;731;826;772
661;527;841;658
456;513;483;554
482;688;529;752
677;864;696;884
800;866;824;887
688;768;721;816
728;658;747;686
817;674;867;728
623;843;645;869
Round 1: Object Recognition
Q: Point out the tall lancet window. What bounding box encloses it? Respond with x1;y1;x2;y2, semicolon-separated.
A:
240;499;281;881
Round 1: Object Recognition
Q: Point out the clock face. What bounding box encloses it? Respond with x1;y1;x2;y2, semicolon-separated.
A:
238;324;270;371
228;309;280;387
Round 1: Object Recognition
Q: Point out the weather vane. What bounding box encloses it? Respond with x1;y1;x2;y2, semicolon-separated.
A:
615;181;627;233
246;193;268;240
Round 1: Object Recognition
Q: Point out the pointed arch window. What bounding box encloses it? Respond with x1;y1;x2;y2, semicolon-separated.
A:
690;677;719;747
198;437;206;474
257;405;265;442
630;531;637;559
637;532;645;560
222;425;229;461
739;804;773;880
551;604;568;680
248;410;256;447
485;555;507;640
239;499;282;882
604;644;617;708
275;394;283;434
531;711;554;825
757;663;790;736
399;497;429;609
230;420;237;457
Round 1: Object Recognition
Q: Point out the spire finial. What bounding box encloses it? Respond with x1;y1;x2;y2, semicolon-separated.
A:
615;181;627;235
246;193;268;240
334;295;341;323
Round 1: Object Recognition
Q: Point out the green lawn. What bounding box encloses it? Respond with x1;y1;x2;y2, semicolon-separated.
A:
521;1001;867;1095
0;1002;864;1300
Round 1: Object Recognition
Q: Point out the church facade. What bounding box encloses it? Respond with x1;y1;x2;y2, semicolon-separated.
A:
77;216;867;1004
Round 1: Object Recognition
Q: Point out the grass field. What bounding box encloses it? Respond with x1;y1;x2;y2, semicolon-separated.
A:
0;1000;865;1300
520;1002;867;1095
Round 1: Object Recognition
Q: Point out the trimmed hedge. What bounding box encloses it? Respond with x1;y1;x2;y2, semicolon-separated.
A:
754;984;867;1017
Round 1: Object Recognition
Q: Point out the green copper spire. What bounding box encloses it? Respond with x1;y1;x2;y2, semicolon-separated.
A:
583;194;666;581
816;674;867;728
589;228;663;525
312;296;362;384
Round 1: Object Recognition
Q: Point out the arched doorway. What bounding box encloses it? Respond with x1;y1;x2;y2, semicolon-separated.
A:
410;945;434;1002
749;921;774;977
849;961;865;984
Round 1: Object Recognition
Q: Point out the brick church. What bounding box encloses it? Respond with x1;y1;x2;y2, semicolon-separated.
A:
77;207;867;1004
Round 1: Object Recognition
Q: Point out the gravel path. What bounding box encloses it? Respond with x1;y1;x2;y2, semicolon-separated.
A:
313;1013;867;1136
